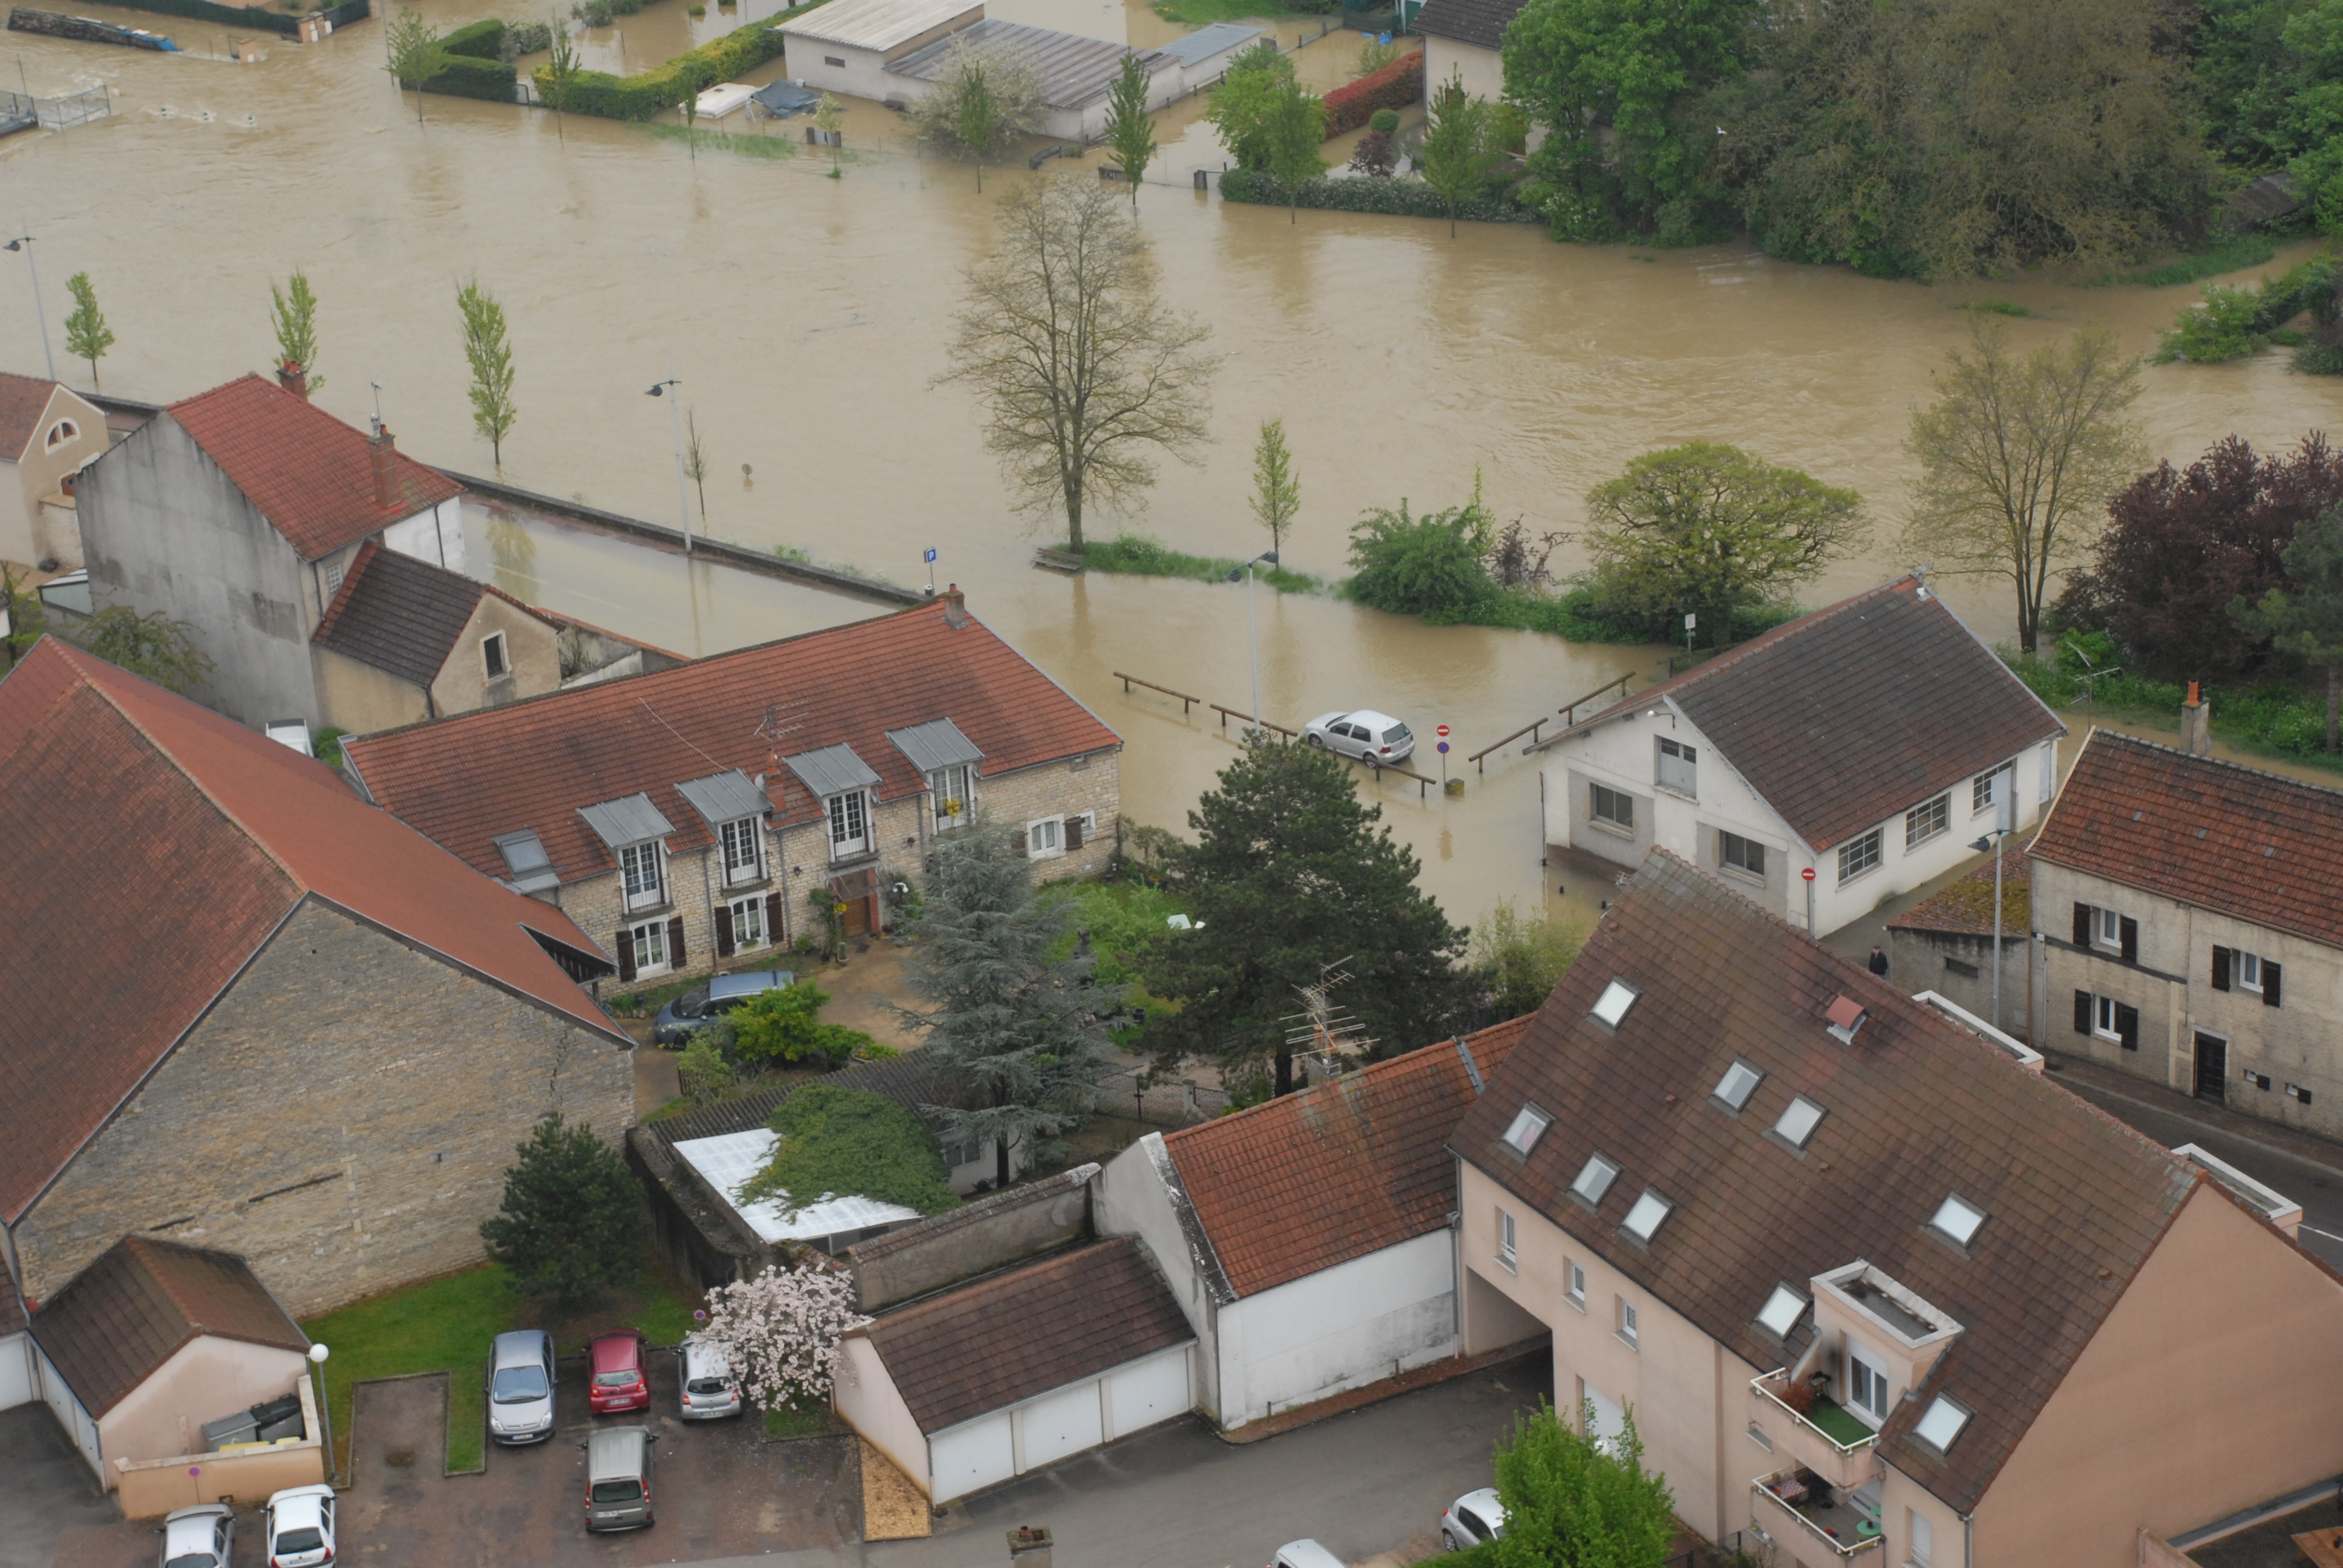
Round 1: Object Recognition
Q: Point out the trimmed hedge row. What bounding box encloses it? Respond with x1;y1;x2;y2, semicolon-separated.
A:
532;11;800;120
442;16;503;57
1322;48;1421;136
423;53;519;100
1220;167;1540;223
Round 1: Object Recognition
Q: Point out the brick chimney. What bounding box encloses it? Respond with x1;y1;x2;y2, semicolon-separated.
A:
368;423;399;512
2181;680;2212;756
275;359;309;399
942;582;968;630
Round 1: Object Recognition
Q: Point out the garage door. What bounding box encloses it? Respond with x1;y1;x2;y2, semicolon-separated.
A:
1019;1380;1104;1471
928;1413;1014;1500
1108;1348;1188;1437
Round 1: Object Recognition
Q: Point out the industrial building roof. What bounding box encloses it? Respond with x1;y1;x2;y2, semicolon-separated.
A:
889;21;1167;109
778;0;981;53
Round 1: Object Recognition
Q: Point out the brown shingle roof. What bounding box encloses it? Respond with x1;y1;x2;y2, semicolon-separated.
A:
29;1238;307;1417
0;370;60;462
1575;577;2063;850
1163;1018;1532;1299
1409;0;1524;50
0;639;625;1223
2028;730;2343;951
1451;850;2196;1514
165;375;462;561
343;597;1120;890
1886;849;2034;937
861;1237;1191;1434
312;540;551;689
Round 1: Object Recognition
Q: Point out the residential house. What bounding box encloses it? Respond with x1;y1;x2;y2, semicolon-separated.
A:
2029;728;2343;1137
1533;576;2064;936
1449;849;2343;1568
1883;849;2031;1039
0;639;632;1318
309;538;565;733
342;587;1121;989
1095;1016;1533;1432
75;371;466;737
0;370;108;572
1409;0;1523;106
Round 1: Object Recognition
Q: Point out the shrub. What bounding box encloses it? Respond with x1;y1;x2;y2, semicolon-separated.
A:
477;1113;645;1305
1322;47;1422;136
729;980;874;1067
1490;1400;1675;1568
534;13;796;119
1368;106;1400;134
441;16;503;57
503;19;552;54
1348;497;1497;618
739;1085;961;1215
413;52;518;101
2158;283;2274;364
1219;168;1540;224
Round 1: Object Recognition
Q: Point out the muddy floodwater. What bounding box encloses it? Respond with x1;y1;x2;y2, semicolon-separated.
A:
8;2;2343;932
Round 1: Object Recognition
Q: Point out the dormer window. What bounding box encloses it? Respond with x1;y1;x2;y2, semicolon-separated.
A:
1771;1094;1826;1150
1502;1103;1553;1157
1570;1153;1620;1208
1755;1284;1807;1339
1713;1059;1764;1111
1620;1187;1673;1244
619;840;666;911
719;817;764;885
1591;978;1640;1029
1913;1394;1972;1453
1930;1193;1987;1248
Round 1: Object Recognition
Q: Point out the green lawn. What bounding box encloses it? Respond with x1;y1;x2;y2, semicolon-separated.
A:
1151;0;1310;24
1804;1397;1876;1447
301;1260;701;1475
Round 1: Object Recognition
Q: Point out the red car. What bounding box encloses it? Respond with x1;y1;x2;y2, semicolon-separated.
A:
587;1331;649;1415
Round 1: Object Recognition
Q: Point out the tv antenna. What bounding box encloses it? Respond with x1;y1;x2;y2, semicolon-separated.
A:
1284;958;1375;1083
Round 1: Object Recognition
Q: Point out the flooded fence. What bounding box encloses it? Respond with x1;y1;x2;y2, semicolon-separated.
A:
45;0;371;38
0;85;111;132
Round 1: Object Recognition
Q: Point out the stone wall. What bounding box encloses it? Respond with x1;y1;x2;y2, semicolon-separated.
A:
13;898;634;1317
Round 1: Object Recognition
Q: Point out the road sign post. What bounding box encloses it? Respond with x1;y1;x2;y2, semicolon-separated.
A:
1435;726;1451;786
923;547;938;595
1801;864;1817;933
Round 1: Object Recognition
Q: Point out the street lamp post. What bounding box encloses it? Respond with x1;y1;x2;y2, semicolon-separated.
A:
1968;779;2014;1028
645;378;692;554
307;1342;333;1481
1224;550;1278;728
4;229;57;384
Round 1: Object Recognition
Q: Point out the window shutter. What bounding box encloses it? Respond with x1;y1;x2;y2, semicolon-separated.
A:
617;927;637;984
2211;946;2231;990
715;904;735;959
2116;1003;2140;1052
1012;825;1029;857
1065;814;1085;851
2074;990;2092;1034
2119;917;2138;964
667;915;686;965
2264;962;2282;1008
765;892;783;944
2073;903;2092;946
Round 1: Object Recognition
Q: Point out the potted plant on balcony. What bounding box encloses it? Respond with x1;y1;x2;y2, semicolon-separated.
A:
1780;1378;1818;1417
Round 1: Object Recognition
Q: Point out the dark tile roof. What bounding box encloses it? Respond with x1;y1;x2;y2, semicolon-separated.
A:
165;375;462;562
1450;850;2197;1514
1163;1018;1533;1299
1887;849;2034;938
312;540;547;688
1575;577;2063;850
1409;0;1524;50
344;596;1120;890
0;370;60;462
0;639;626;1222
2028;730;2343;951
28;1238;307;1417
862;1237;1191;1434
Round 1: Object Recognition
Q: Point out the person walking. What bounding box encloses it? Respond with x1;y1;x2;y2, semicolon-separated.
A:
1868;946;1890;978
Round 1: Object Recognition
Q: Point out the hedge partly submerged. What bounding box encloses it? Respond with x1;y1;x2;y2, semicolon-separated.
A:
532;10;815;121
1322;47;1422;136
1219;167;1540;224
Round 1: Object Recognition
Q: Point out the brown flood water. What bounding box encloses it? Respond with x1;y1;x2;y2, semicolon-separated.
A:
7;4;2342;935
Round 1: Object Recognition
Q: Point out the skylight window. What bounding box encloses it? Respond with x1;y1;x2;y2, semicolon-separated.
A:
1620;1187;1674;1243
1913;1395;1972;1452
1502;1104;1553;1157
1590;978;1640;1028
1771;1094;1826;1150
1571;1153;1620;1207
1756;1284;1808;1339
1930;1194;1988;1247
1713;1059;1765;1111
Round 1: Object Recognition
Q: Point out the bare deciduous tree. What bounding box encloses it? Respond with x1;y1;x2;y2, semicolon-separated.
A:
936;180;1216;552
907;36;1046;191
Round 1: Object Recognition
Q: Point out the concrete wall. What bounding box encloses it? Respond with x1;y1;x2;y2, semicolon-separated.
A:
0;1331;33;1410
1887;927;2029;1040
1093;1134;1224;1420
97;1336;308;1477
835;1332;929;1491
428;593;562;717
112;1374;324;1515
1421;36;1502;103
849;1172;1093;1313
1216;1229;1454;1428
1;385;108;570
380;497;466;575
13;899;632;1316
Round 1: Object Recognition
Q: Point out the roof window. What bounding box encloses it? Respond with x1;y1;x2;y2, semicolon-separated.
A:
1713;1059;1765;1111
1771;1094;1826;1150
1930;1194;1988;1247
1502;1103;1553;1157
1913;1394;1972;1452
1570;1153;1620;1207
1825;995;1867;1044
1590;978;1640;1029
1756;1284;1807;1339
1620;1187;1673;1244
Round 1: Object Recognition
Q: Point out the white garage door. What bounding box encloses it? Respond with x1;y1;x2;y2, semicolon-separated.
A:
0;1334;33;1410
928;1413;1014;1500
1019;1380;1105;1471
1108;1349;1188;1437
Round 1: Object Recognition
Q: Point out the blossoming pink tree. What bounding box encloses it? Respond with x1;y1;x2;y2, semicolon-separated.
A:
701;1264;869;1411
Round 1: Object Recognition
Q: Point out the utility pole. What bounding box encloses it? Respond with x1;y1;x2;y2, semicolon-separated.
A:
645;377;692;554
5;225;56;383
1226;549;1277;729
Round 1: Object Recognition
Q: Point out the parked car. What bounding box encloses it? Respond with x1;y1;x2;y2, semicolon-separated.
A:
587;1330;649;1414
1267;1543;1345;1568
1302;710;1415;764
677;1336;741;1421
155;1503;233;1568
264;1483;336;1568
583;1426;656;1532
488;1328;557;1443
652;969;796;1045
1440;1487;1507;1550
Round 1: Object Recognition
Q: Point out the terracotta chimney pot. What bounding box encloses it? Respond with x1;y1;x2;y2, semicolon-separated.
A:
2181;681;2212;756
276;360;309;400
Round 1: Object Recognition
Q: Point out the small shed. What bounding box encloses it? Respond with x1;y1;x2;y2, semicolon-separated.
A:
669;1127;927;1255
778;0;984;106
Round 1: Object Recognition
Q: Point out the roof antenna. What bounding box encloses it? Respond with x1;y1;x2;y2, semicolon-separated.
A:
369;380;385;438
1913;561;1935;601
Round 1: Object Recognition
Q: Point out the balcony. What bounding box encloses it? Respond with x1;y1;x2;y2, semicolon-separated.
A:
1749;1370;1883;1491
1751;1468;1884;1559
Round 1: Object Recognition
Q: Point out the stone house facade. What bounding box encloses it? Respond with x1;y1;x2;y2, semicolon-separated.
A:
309;539;567;734
0;371;110;572
2029;730;2343;1138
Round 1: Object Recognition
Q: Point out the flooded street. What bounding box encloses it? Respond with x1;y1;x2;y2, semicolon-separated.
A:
8;0;2343;928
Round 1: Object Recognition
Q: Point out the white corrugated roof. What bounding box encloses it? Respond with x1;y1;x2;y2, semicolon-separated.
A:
672;1129;925;1242
778;0;983;53
888;19;1164;108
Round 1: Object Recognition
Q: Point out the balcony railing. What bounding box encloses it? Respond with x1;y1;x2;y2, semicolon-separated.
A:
1751;1469;1885;1559
1749;1371;1883;1490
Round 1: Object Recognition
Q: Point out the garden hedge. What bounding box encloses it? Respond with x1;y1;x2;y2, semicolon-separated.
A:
1322;48;1422;136
532;8;814;120
1220;167;1539;224
441;16;503;58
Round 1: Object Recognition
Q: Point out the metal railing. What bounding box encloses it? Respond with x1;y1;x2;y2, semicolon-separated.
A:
1750;1471;1886;1558
1749;1371;1883;1458
0;85;113;132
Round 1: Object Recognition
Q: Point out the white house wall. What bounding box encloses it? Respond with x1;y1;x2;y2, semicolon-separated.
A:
928;1411;1014;1501
98;1337;309;1478
919;1344;1193;1503
1216;1229;1456;1427
834;1334;929;1495
379;497;466;575
0;1331;34;1410
1093;1134;1222;1416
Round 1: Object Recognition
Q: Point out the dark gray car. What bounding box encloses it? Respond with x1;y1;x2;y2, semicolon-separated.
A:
488;1328;555;1444
651;969;794;1045
583;1426;655;1531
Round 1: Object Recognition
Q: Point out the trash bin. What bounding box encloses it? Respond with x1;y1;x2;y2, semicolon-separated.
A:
249;1393;301;1428
202;1411;258;1451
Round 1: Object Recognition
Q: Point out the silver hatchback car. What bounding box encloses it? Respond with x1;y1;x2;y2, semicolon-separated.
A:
678;1336;742;1420
156;1503;233;1568
488;1328;557;1444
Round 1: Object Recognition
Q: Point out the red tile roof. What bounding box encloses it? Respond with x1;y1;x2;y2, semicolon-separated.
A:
0;370;61;462
1452;849;2200;1514
861;1237;1192;1434
1886;849;2034;937
342;596;1121;888
1571;577;2064;850
2028;730;2343;951
165;375;462;561
0;639;625;1223
29;1238;307;1417
1164;1018;1533;1299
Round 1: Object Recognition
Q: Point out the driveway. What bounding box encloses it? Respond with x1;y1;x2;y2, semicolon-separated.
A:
0;1406;119;1568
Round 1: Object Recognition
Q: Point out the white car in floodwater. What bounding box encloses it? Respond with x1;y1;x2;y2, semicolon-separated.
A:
1302;710;1416;765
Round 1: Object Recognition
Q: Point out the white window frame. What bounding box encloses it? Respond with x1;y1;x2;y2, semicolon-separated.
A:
1772;1094;1826;1149
2094;994;2122;1040
1502;1103;1552;1155
1571;1152;1620;1207
719;817;764;886
1720;830;1766;880
727;893;769;951
324;557;346;594
1905;793;1950;849
1714;1058;1764;1111
1616;1296;1639;1348
1026;815;1065;859
1837;828;1883;884
482;631;508;679
1497;1209;1517;1272
2238;950;2265;992
1656;736;1697;799
827;789;871;861
1908;1510;1934;1568
620;840;667;912
1930;1193;1988;1247
2094;906;2122;949
1565;1261;1586;1310
929;763;974;832
1590;782;1634;834
1971;765;2011;817
627;917;670;976
1847;1339;1890;1426
45;419;78;452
